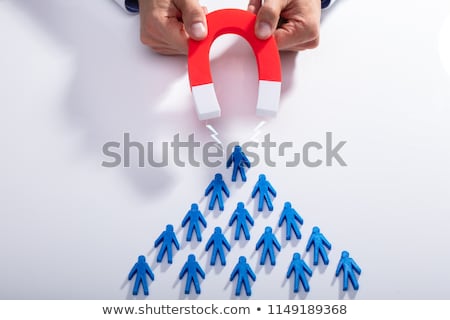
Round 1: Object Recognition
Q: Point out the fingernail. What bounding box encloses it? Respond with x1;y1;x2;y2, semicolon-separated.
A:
191;22;207;39
257;22;272;39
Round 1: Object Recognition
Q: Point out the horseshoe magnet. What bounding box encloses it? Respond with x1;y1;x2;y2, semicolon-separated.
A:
188;9;282;120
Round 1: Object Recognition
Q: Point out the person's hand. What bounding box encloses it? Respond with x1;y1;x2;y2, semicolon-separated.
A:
138;0;208;55
248;0;322;51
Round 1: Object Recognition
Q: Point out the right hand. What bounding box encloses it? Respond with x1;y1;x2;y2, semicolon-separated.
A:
138;0;208;55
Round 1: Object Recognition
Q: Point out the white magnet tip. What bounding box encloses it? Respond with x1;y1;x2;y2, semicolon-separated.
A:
192;83;221;120
256;80;281;117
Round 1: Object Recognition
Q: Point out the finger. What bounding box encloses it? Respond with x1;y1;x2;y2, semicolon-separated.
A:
247;0;262;14
161;17;190;54
275;26;319;51
174;0;208;40
254;0;283;40
274;15;320;51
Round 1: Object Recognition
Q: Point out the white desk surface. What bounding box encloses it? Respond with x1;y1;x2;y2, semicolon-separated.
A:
1;0;450;299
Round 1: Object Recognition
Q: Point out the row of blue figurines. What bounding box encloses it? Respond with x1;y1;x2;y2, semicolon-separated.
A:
128;146;361;296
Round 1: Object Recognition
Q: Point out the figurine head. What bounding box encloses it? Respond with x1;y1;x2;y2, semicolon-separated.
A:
284;202;291;209
293;253;300;260
312;226;320;233
214;173;223;180
191;203;198;210
341;251;349;258
234;145;241;152
214;226;222;233
258;174;266;181
265;226;272;233
188;254;196;262
239;256;246;263
237;202;244;209
138;255;146;263
166;224;174;232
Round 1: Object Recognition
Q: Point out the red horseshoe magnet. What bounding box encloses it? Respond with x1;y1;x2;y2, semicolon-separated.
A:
188;9;282;121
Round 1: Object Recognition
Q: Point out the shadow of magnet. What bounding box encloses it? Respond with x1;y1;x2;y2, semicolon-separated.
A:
188;9;282;121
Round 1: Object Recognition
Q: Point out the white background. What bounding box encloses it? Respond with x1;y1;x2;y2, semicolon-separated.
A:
1;0;449;299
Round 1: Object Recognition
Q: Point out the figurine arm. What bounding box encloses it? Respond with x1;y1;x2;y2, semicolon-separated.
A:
278;209;286;227
128;264;137;280
146;265;155;280
352;259;362;275
294;210;304;224
181;212;190;227
268;182;277;197
242;153;251;168
255;236;263;250
205;237;213;251
223;238;231;251
230;266;238;281
248;267;256;281
197;264;206;279
246;212;254;225
154;233;164;247
286;262;294;278
173;235;180;250
199;213;207;228
305;235;313;251
205;182;213;196
273;236;281;251
226;153;233;168
303;262;313;276
322;236;332;250
251;184;259;198
179;264;187;279
335;260;343;276
229;212;237;226
222;182;230;197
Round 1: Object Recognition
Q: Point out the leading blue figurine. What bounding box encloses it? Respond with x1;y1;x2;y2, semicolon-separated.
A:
205;227;231;266
228;202;254;240
305;226;332;265
335;251;361;291
251;174;277;211
205;173;230;211
181;203;207;242
154;224;180;264
255;226;281;265
128;255;155;296
278;202;304;240
226;145;251;182
179;254;205;295
286;253;313;293
230;256;256;296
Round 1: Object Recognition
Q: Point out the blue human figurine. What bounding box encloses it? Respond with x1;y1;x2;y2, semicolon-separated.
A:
230;256;256;296
251;174;277;211
335;251;362;291
205;173;230;211
179;254;205;294
305;226;332;265
205;227;231;266
226;145;251;182
255;226;281;265
278;202;304;240
181;203;207;242
154;224;180;264
228;202;254;240
128;255;155;296
287;253;313;293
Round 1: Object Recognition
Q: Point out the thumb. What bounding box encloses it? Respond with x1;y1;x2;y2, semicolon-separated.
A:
254;0;282;40
174;0;208;40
